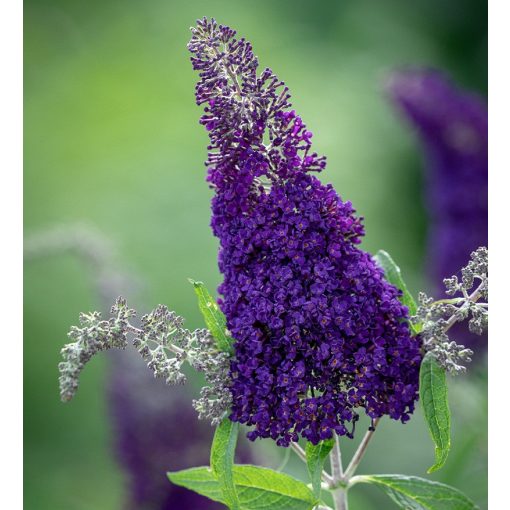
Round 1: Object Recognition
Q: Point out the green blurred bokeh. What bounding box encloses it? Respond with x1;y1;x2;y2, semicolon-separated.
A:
24;0;487;508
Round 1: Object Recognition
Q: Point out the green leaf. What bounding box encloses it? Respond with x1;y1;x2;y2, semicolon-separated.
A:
350;474;478;510
189;279;234;354
374;250;420;333
305;438;334;497
419;352;451;473
168;466;224;503
211;418;240;509
168;465;319;510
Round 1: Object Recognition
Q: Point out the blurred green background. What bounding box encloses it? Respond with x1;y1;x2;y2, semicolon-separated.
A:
24;0;487;508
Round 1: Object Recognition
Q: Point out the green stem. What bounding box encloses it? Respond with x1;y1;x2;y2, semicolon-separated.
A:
343;418;380;479
329;434;348;510
290;421;380;509
330;434;344;481
332;487;348;510
443;280;486;333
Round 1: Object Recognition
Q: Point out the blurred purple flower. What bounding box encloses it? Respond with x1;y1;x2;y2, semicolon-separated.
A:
108;348;251;510
387;69;487;351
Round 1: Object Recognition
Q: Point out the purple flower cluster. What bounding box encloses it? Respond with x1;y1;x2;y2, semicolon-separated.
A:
189;18;422;446
387;69;487;351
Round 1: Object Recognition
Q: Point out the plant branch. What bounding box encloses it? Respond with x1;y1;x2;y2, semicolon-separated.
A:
343;419;380;480
443;280;486;333
329;433;348;510
125;324;186;356
289;441;307;463
330;433;344;482
332;488;348;510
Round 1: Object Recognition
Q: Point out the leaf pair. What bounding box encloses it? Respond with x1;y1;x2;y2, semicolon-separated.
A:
169;468;478;510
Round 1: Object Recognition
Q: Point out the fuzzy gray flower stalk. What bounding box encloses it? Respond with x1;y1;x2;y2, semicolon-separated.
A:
413;246;488;374
59;299;135;402
59;297;232;425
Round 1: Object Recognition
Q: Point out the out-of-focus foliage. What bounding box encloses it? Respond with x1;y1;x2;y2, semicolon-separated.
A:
24;0;486;508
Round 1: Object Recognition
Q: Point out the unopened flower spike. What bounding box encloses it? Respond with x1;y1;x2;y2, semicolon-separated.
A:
414;246;488;374
58;297;232;424
189;17;423;446
59;298;135;402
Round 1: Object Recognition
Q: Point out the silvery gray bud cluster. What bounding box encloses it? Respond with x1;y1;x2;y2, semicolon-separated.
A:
58;297;135;401
133;304;190;385
189;328;232;426
58;297;233;425
413;246;488;374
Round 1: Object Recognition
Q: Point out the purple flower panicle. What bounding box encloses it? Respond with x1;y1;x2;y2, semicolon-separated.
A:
387;69;487;351
189;18;422;446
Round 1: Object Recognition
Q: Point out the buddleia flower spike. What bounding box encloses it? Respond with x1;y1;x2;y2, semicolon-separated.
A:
188;18;423;446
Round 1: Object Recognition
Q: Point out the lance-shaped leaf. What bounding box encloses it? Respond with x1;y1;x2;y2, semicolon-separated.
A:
350;474;478;510
305;439;334;497
419;352;451;473
189;279;234;354
168;465;318;510
374;250;420;333
211;418;240;509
